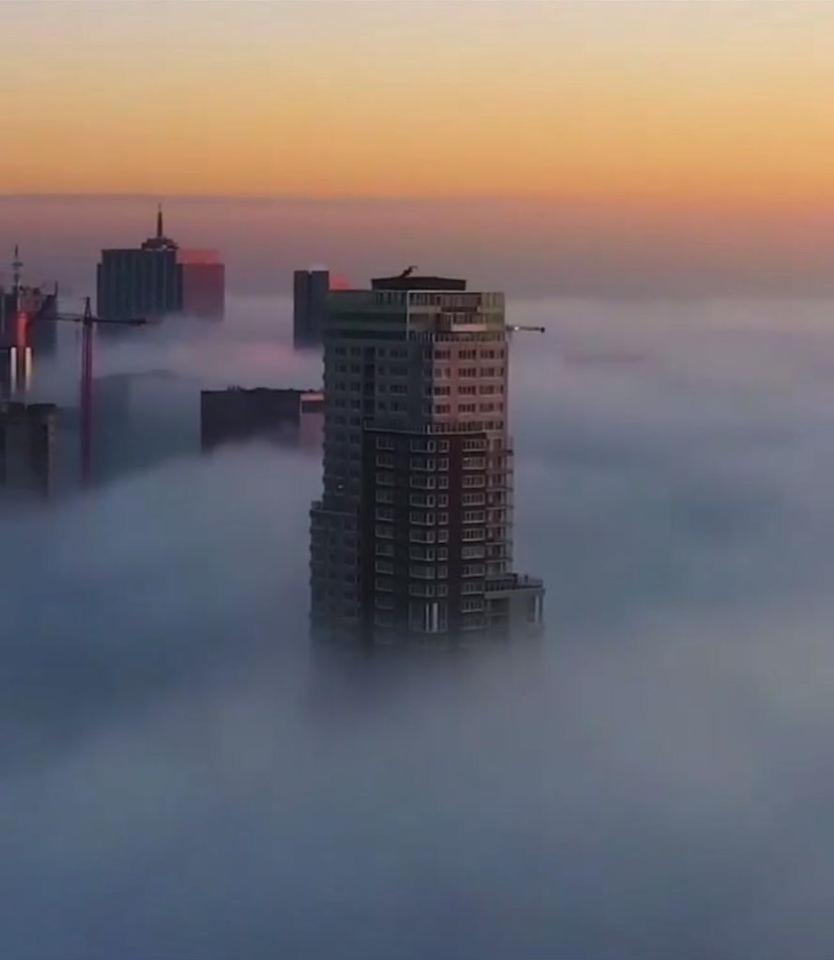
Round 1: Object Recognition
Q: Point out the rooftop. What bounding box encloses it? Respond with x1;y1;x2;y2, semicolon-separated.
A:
371;273;466;292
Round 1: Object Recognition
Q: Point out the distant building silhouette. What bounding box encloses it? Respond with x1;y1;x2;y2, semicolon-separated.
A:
310;270;544;642
0;401;57;497
201;387;323;451
97;207;224;320
0;246;58;355
293;269;330;346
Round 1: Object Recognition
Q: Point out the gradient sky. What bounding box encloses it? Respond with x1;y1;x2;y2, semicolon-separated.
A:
3;1;834;207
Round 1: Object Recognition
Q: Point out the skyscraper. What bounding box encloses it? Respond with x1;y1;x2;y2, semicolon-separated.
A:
310;270;544;642
97;208;224;320
0;246;58;355
293;269;330;346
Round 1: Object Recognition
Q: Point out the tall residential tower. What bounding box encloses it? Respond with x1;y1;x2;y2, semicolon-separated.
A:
310;271;543;642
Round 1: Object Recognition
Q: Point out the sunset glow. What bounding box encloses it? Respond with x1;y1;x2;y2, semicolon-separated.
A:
3;1;834;207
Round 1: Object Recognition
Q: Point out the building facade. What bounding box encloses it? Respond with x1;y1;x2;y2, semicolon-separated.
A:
310;272;544;643
201;387;323;451
97;209;224;320
180;250;225;318
1;246;58;356
293;269;330;347
0;402;57;497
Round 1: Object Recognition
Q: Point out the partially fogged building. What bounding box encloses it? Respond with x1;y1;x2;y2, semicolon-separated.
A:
0;402;57;497
97;208;224;320
310;270;544;643
293;269;329;346
179;249;225;318
201;387;323;451
0;246;58;355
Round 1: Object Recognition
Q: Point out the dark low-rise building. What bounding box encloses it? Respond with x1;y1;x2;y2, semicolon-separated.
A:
201;387;323;451
0;401;57;497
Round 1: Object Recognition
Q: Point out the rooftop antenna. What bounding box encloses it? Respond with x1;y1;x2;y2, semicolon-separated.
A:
398;265;417;279
11;244;22;292
156;203;164;239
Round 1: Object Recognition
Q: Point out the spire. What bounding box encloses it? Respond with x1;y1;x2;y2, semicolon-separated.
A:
11;244;22;294
156;203;164;239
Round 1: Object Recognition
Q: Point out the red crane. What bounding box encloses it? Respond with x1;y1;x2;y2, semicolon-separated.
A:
32;297;147;485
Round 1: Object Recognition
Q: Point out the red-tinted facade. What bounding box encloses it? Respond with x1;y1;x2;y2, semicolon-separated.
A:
179;249;225;318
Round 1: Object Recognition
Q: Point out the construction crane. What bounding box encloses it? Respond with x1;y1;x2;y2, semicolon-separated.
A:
31;297;147;485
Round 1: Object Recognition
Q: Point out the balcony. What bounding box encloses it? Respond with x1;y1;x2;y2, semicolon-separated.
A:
485;573;544;594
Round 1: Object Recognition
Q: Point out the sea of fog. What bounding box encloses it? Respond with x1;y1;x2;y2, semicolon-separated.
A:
3;292;834;959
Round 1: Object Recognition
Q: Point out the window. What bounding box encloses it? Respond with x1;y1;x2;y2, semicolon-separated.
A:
462;528;486;541
463;438;487;451
461;597;486;612
410;474;436;490
462;545;486;559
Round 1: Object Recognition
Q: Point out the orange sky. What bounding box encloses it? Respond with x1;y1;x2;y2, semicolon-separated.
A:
3;2;834;207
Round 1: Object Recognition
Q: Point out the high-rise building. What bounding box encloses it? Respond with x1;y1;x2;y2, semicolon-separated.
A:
179;249;225;318
293;269;330;346
0;246;58;355
0;402;57;497
310;270;544;642
97;208;224;320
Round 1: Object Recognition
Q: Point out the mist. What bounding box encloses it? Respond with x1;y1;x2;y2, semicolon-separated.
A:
3;289;834;958
4;194;834;300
